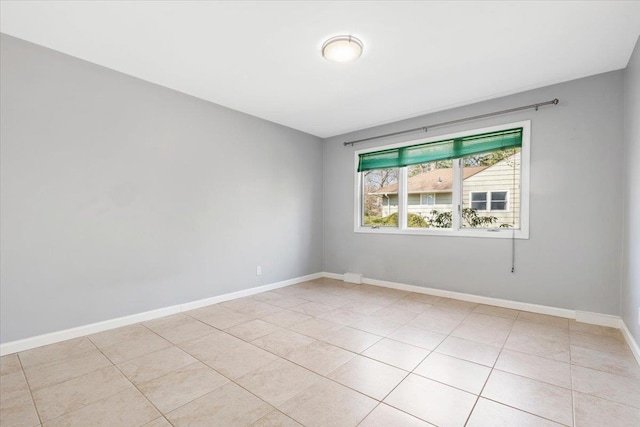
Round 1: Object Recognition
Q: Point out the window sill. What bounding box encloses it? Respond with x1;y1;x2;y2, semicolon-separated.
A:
354;227;529;239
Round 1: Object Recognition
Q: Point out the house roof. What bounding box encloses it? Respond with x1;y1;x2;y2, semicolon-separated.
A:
373;166;488;194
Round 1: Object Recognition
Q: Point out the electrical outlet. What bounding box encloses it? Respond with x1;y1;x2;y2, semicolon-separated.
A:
256;266;262;276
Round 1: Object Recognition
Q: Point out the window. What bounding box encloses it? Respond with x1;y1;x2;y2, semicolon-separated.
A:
469;191;509;211
354;121;530;238
420;193;435;205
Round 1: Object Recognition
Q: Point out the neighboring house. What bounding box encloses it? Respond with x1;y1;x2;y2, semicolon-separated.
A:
372;152;520;227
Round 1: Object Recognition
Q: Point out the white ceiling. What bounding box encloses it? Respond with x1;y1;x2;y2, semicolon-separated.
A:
1;1;639;138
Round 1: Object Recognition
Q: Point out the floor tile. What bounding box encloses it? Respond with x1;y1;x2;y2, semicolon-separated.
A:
323;327;382;353
1;370;32;403
252;410;302;426
166;382;272;427
570;330;631;354
288;318;342;340
327;355;407;400
24;349;111;391
42;387;159;427
511;319;569;339
290;301;336;316
302;291;351;308
450;313;514;347
339;300;385;316
18;337;96;369
142;418;173;427
0;399;40;427
146;317;217;345
221;299;283;317
285;341;355;375
0;371;40;427
350;316;402;336
201;341;278;379
503;328;570;362
316;309;364;326
481;370;573;425
466;398;564;427
362;338;430;371
95;331;172;364
408;308;466;335
472;304;520;319
414;352;490;394
517;312;569;330
225;319;282;342
571;365;640;408
569;320;624;339
280;378;377;427
371;306;419;324
388;325;447;350
359;404;432;427
570;344;640;379
251;330;316;357
32;366;133;422
436;336;501;367
252;291;308;309
138;362;229;414
434;298;477;313
384;374;477;427
0;354;22;377
573;391;640;427
495;349;571;388
261;310;312;328
117;346;196;384
179;329;244;360
402;292;442;305
389;298;433;314
188;306;256;329
89;324;150;348
235;358;321;407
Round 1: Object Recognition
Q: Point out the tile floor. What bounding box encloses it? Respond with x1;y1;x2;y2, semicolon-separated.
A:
1;278;639;427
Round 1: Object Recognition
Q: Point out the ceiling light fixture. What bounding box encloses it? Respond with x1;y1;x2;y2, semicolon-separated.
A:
322;35;363;63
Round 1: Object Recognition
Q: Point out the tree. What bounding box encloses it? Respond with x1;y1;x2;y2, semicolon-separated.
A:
363;168;398;218
426;208;512;228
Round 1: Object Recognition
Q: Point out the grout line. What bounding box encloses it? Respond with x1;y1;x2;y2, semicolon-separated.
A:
14;354;44;426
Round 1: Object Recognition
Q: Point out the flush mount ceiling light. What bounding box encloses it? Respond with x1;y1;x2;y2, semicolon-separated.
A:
322;35;363;63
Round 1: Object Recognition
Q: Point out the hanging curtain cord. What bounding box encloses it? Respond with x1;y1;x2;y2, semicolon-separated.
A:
343;98;559;147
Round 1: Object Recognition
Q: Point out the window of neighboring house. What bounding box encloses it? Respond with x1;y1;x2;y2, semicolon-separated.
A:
354;121;530;238
469;191;509;212
421;193;435;205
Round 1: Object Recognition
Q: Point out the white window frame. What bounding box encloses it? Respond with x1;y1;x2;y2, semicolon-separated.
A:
354;120;530;239
469;190;510;212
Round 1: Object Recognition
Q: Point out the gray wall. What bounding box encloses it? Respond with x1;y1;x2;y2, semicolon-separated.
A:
323;71;625;315
0;35;323;343
622;37;640;342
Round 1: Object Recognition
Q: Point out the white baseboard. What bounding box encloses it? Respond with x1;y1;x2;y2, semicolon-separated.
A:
1;270;627;357
0;272;322;356
620;321;640;365
321;272;344;281
323;272;621;328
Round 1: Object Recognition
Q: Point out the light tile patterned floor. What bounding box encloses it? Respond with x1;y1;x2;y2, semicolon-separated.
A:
1;278;639;427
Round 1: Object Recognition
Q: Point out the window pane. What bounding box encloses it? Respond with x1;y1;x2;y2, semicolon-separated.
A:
471;200;487;211
362;168;399;227
407;162;453;228
421;193;435;205
491;191;507;201
462;148;520;229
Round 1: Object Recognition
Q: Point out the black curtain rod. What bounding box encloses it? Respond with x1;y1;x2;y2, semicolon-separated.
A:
343;98;559;147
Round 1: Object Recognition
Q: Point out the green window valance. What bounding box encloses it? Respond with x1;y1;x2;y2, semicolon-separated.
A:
357;127;523;172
